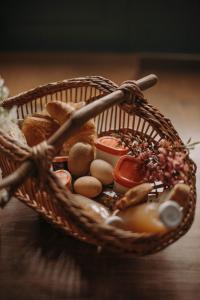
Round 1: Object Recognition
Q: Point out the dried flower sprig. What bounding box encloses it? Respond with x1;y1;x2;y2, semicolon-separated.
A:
184;137;200;151
111;130;190;188
143;140;190;186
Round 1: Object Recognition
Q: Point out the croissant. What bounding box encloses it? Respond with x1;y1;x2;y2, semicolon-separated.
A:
46;101;96;154
21;114;60;146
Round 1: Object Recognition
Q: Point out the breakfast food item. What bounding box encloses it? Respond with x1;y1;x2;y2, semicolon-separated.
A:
115;183;153;210
46;101;86;124
90;159;114;185
113;155;146;193
62;121;96;154
95;136;129;167
21;100;95;151
159;183;190;209
54;169;72;189
46;101;75;125
46;101;96;154
113;200;183;234
68;143;94;176
74;176;102;198
108;184;189;233
22;114;59;146
68;193;110;223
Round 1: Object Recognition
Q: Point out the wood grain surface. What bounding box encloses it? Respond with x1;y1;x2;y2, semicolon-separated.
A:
0;53;200;300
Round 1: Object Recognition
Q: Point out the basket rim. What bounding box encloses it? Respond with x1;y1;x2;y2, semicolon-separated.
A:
1;76;118;109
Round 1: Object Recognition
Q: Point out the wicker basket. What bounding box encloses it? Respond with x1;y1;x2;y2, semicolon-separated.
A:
0;75;196;255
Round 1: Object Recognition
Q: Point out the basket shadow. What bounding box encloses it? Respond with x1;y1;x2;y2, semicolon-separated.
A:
19;217;165;300
1;198;178;300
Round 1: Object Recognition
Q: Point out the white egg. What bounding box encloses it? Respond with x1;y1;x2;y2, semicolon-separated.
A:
90;159;114;185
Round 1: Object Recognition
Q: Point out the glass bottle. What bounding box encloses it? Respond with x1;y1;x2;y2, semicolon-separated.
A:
107;200;183;234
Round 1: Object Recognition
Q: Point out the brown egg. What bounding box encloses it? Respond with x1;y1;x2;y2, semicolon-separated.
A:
74;176;102;198
72;194;110;222
68;142;94;176
90;159;114;185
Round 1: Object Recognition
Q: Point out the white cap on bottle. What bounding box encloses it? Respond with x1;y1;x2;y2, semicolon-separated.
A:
105;215;123;228
158;200;183;229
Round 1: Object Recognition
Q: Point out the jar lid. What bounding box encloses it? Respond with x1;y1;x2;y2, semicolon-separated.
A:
95;136;129;155
113;155;146;188
54;169;71;187
52;156;68;163
159;200;183;229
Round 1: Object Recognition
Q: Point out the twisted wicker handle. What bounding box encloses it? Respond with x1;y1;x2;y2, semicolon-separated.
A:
0;74;158;208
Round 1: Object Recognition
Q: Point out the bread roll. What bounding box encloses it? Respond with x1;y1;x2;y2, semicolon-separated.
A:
22;114;60;146
46;101;96;154
46;101;86;125
46;101;75;125
61;122;96;154
63;138;96;154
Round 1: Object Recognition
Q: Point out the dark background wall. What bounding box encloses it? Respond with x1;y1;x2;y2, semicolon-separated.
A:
1;0;200;53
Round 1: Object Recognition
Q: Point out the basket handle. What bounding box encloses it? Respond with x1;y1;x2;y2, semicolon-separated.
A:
49;74;158;149
133;74;158;91
0;74;158;208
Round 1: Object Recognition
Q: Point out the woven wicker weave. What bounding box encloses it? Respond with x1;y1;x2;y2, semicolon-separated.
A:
0;75;196;255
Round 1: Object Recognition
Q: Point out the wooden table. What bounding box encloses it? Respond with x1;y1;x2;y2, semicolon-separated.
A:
0;53;200;300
